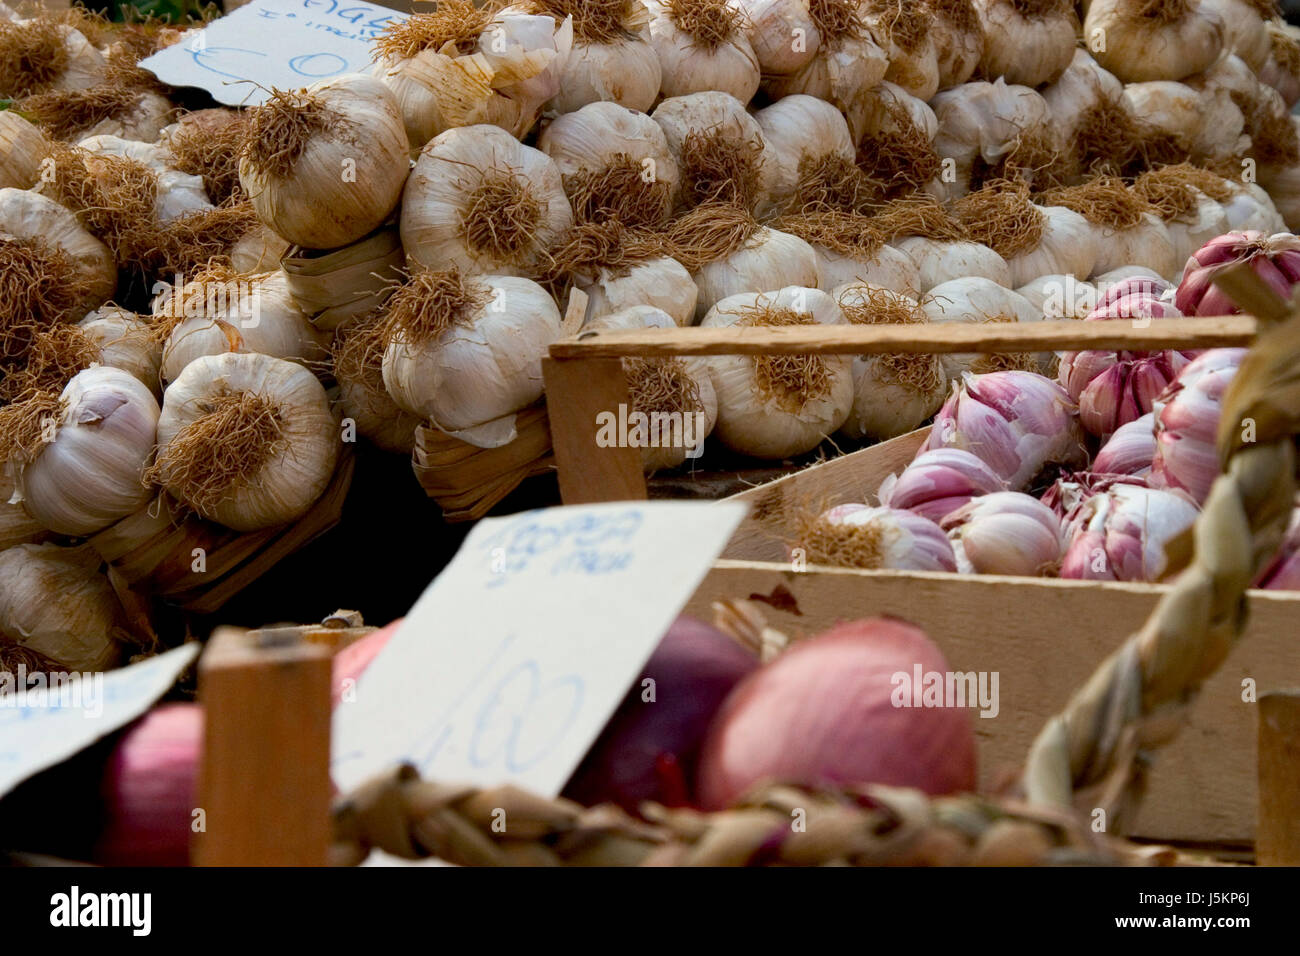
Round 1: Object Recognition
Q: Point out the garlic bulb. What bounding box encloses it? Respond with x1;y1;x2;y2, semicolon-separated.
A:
1131;167;1231;266
239;75;410;250
150;352;340;532
863;0;940;101
402;124;573;277
925;0;984;89
815;241;921;294
1218;180;1288;233
836;284;947;441
73;135;212;223
921;276;1044;381
0;21;105;96
231;224;290;275
1041;49;1125;148
1197;0;1269;70
156;270;328;384
892;237;1011;291
941;491;1065;576
1041;179;1180;278
538;100;679;224
1093;265;1164;289
762;2;889;127
1121;81;1245;162
878;447;1008;523
0;110;48;189
79;306;162;397
1093;412;1157;476
849;81;942;192
651;91;768;210
930;79;1055;200
1149;348;1244;504
925;369;1087;490
736;0;820;75
797;503;957;571
60;90;175;143
952;185;1097;287
372;4;572;148
330;312;422;456
972;0;1076;87
0;543;125;673
1015;274;1097;319
0;468;47;550
644;0;761;101
702;286;853;459
382;269;563;448
752;94;855;216
1;366;159;536
0;187;117;327
1084;0;1224;83
581;256;698;326
587;306;718;471
521;0;661;113
1059;482;1199;581
691;226;820;321
1259;20;1300;108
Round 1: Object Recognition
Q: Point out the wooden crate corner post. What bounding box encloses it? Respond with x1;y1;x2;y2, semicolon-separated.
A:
193;626;335;866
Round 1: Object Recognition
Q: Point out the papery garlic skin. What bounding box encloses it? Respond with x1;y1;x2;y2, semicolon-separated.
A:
644;0;761;102
920;277;1042;381
77;136;212;223
0;111;49;189
1149;347;1245;505
925;369;1087;490
878;447;1008;524
158;272;328;385
402;124;573;277
1041;49;1125;145
1004;206;1098;289
737;0;820;75
1059;482;1200;582
1121;82;1244;164
864;2;940;101
1196;0;1268;70
7;23;107;93
691;227;820;321
548;27;663;114
651;90;768;209
972;0;1075;88
752;95;854;216
892;238;1010;292
581;256;698;327
0;543;124;673
230;225;290;275
1093;412;1157;477
239;75;410;250
383;275;563;448
926;0;984;90
1086;213;1179;280
0;469;47;550
1015;274;1097;320
942;491;1064;577
1259;21;1300;108
538;100;680;197
79;306;162;397
808;503;958;571
930;79;1053;200
763;13;888;132
702;286;853;459
156;353;340;531
0;187;116;313
1085;0;1225;83
815;244;921;296
79;91;175;143
1159;192;1231;267
17;367;160;537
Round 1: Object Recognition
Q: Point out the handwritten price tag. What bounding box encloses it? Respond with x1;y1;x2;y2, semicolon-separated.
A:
139;0;408;107
331;501;747;796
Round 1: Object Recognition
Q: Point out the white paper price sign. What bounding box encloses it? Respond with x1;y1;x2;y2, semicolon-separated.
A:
139;0;408;107
0;644;199;799
331;501;747;796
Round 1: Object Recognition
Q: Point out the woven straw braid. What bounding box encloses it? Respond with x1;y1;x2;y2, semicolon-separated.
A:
331;270;1300;865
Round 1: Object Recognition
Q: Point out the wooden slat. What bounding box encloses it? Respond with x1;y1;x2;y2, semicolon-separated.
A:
685;561;1300;845
193;627;333;866
549;316;1257;358
1258;690;1300;865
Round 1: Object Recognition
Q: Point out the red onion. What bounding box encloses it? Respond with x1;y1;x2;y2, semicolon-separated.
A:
1175;231;1300;316
1059;483;1200;582
1091;413;1157;476
1150;348;1246;504
563;616;758;812
877;448;1007;523
696;618;978;810
924;370;1087;490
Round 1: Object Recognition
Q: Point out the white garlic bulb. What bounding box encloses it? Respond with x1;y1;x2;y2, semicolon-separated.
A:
1041;49;1125;145
1016;274;1098;320
542;6;662;114
645;0;761;102
152;352;340;532
651;90;768;209
892;237;1011;291
156;271;328;384
76;135;212;223
691;227;820;321
0;543;125;673
927;0;984;89
1200;0;1269;70
0;110;48;189
0;469;46;550
835;283;947;441
702;286;853;459
863;0;940;101
921;276;1044;381
538;100;680;202
814;242;921;296
1218;180;1288;233
231;224;291;274
331;314;422;456
239;75;411;250
4;366;160;537
1003;206;1098;289
1084;0;1224;83
752;94;855;216
972;0;1075;87
473;11;575;136
930;79;1056;200
763;6;888;128
401;124;574;277
79;306;162;397
0;187;116;320
581;256;698;326
1121;81;1245;163
1088;213;1179;279
77;91;175;143
736;0;820;75
0;21;105;95
382;271;563;448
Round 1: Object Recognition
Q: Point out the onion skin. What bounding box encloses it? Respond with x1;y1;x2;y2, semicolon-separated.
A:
563;616;759;813
696;618;977;811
